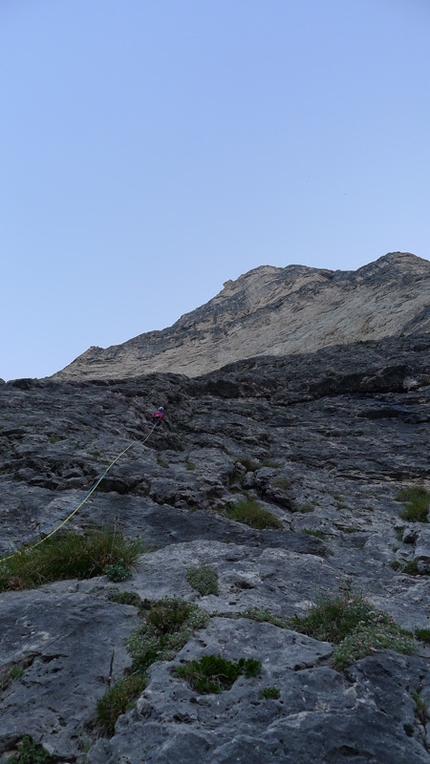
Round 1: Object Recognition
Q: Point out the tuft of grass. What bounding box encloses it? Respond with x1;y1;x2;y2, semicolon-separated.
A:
412;691;430;725
290;594;415;670
396;486;430;523
389;560;401;571
126;598;209;670
303;529;327;540
186;567;219;596
6;735;55;763
156;457;170;468
238;457;280;471
298;502;316;514
104;561;133;582
260;686;280;699
173;654;261;694
402;560;422;576
10;665;24;680
226;498;283;530
332;493;347;509
273;477;290;489
332;622;415;670
96;673;147;737
0;529;144;592
97;596;209;735
290;594;374;644
0;665;25;694
238;457;261;472
415;628;430;643
110;590;143;608
241;608;288;629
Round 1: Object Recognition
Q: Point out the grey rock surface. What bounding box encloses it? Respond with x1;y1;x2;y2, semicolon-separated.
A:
0;583;139;760
0;330;430;761
89;647;430;764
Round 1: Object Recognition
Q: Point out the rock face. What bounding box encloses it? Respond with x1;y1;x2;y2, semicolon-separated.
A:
1;331;430;762
53;252;430;381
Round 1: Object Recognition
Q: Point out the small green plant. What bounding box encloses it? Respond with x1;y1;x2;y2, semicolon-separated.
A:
156;457;170;468
396;486;430;523
96;673;147;737
290;594;372;643
10;666;24;680
126;598;209;670
0;665;24;693
241;608;288;629
303;529;327;540
48;434;61;444
110;590;143;608
290;594;415;670
402;560;421;576
186;567;219;596
185;460;196;471
332;493;347;509
173;654;261;693
260;686;280;699
389;560;401;571
104;560;132;582
226;498;282;530
333;622;415;671
6;735;54;763
229;472;244;488
273;478;290;489
415;628;430;643
412;691;430;725
0;529;144;592
298;502;316;513
238;457;261;472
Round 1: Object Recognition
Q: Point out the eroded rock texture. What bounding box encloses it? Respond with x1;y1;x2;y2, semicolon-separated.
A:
1;332;430;762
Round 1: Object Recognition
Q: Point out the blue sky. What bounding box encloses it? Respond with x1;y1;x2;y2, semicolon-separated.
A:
1;0;429;381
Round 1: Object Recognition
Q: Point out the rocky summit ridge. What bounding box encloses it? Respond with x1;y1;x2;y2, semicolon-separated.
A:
53;251;430;381
0;252;430;763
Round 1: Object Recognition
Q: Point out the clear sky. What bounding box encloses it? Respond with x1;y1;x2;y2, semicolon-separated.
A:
1;0;429;381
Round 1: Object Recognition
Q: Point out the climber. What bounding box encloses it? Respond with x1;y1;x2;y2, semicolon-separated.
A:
151;406;165;426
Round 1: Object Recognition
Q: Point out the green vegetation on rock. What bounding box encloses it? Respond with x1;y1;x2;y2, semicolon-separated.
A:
173;654;261;694
97;674;147;737
240;608;288;629
0;529;144;592
97;597;209;735
127;598;209;668
260;686;280;699
396;486;430;523
225;498;282;530
186;566;219;596
290;594;415;670
6;735;55;763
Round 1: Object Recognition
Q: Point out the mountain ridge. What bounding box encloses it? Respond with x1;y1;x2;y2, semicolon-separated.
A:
52;251;430;382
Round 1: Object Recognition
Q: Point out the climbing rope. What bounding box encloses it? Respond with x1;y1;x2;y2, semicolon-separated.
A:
0;422;158;561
